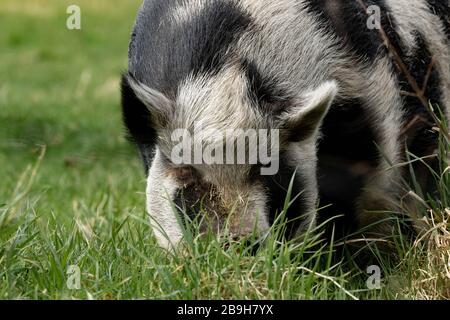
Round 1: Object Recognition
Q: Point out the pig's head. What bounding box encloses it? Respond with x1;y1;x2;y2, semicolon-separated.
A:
121;0;337;249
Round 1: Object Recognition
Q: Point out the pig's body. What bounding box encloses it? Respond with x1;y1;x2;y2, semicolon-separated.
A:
122;0;450;248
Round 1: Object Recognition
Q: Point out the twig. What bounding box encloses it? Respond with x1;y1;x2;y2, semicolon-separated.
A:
421;57;436;94
400;115;433;136
355;0;450;143
400;91;419;98
334;238;389;247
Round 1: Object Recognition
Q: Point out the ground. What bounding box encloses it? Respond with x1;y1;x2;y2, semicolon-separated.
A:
0;0;448;300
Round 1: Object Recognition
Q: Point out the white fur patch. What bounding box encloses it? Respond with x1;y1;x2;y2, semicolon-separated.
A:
146;149;183;249
175;66;262;136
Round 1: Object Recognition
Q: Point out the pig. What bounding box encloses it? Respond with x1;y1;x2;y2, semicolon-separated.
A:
121;0;450;249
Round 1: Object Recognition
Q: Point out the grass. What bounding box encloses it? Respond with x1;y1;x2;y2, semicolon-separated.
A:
0;0;448;300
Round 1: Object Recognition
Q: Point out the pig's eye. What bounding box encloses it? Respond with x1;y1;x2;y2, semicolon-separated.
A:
167;165;199;185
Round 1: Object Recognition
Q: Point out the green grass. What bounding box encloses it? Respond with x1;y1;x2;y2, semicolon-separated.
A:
0;0;448;300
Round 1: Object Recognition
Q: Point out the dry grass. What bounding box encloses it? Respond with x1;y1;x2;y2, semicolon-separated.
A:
408;208;450;299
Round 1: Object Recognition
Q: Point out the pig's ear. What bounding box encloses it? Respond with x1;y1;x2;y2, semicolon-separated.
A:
125;73;173;126
280;81;338;141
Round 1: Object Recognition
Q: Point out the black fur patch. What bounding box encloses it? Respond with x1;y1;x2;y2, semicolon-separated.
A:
121;75;157;173
241;59;291;115
427;0;450;42
317;98;380;239
401;32;442;154
319;98;380;165
304;0;405;61
129;0;252;97
256;153;308;239
397;32;442;191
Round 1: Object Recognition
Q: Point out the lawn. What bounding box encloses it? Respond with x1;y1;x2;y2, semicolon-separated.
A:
0;0;448;300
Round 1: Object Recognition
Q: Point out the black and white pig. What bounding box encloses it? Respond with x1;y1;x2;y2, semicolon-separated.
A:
121;0;450;249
